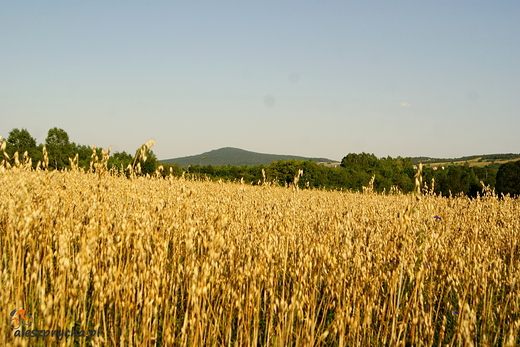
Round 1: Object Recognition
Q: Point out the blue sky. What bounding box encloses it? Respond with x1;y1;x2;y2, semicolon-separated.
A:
1;1;518;161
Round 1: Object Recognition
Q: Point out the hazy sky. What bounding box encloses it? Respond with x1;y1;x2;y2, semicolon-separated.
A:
1;1;518;161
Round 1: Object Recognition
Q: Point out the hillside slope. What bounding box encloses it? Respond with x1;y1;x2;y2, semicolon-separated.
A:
161;147;337;167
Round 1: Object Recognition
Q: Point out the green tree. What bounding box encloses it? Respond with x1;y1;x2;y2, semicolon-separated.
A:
495;160;520;197
377;156;414;192
298;160;327;188
139;149;158;175
108;151;133;176
6;128;42;165
71;143;102;170
160;163;183;177
266;160;304;187
435;166;474;196
341;152;380;172
7;128;36;154
326;168;350;190
128;146;158;175
472;166;497;188
45;128;73;170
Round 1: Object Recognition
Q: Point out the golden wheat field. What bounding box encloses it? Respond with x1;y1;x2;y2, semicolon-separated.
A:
1;164;519;346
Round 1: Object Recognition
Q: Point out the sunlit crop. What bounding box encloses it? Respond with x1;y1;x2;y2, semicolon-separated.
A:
1;153;519;346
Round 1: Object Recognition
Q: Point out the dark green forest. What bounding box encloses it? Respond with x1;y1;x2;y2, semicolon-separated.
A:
2;127;520;197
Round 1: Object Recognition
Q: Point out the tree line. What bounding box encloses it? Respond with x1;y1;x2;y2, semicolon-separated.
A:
188;153;518;197
2;127;519;197
2;127;160;175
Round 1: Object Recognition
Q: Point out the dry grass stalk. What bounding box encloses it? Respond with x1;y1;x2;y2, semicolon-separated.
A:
0;155;519;346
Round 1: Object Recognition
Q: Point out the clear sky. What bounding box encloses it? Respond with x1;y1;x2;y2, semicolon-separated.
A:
1;1;518;161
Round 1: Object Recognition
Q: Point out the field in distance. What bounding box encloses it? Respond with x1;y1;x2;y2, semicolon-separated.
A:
412;153;520;168
1;167;519;346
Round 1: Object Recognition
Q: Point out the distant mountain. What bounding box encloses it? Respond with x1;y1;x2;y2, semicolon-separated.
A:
161;147;338;167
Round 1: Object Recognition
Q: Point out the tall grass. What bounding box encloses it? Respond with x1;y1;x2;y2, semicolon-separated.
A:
0;150;519;346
